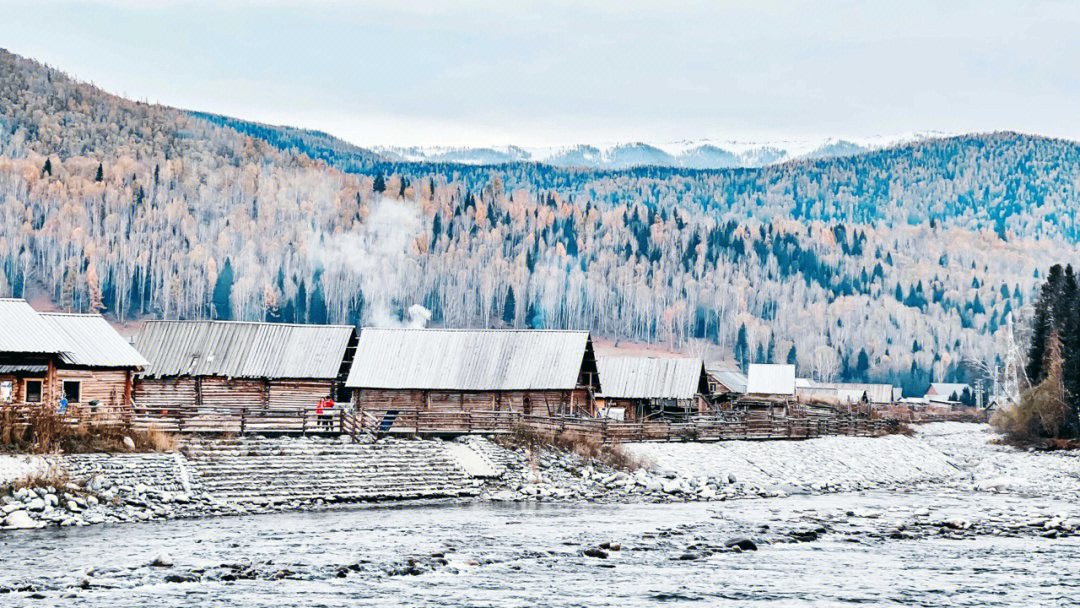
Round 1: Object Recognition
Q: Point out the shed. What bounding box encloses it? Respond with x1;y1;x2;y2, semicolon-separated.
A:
596;357;710;421
345;328;600;417
133;320;357;413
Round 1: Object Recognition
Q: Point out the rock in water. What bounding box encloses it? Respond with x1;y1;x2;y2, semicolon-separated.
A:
151;552;174;567
3;511;43;529
583;548;609;559
725;537;757;551
123;436;136;451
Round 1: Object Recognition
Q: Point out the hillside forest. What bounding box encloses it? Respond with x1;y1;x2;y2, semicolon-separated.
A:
1;50;1077;395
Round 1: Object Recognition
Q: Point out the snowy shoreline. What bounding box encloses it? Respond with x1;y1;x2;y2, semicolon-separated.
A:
4;422;1077;532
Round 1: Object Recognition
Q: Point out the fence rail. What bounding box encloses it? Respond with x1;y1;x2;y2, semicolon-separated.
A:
5;401;923;444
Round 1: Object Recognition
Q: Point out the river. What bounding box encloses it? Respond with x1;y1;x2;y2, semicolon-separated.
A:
3;485;1080;607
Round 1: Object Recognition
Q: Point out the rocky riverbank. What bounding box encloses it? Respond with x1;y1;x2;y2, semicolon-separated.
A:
4;423;1078;532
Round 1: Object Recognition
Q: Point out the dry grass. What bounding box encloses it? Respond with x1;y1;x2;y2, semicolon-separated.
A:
0;406;179;454
499;424;651;472
130;426;178;452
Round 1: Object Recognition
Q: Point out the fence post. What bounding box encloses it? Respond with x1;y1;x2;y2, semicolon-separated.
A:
240;407;246;435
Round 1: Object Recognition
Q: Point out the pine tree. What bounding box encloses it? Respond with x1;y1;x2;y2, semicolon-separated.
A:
787;345;797;367
42;158;51;177
734;324;749;371
373;173;386;193
1027;265;1064;384
211;258;234;320
856;349;870;381
95;162;103;182
502;287;516;327
308;274;328;325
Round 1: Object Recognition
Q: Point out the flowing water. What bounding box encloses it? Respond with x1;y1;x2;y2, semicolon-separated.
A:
3;488;1079;607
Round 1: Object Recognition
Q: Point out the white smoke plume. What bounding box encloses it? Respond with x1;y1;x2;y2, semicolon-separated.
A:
311;197;430;328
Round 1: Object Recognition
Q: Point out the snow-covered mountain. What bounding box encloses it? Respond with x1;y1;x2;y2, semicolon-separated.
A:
375;133;947;169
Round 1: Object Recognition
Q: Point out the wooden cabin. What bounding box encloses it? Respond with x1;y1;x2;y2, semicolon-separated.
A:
595;356;711;422
704;366;747;407
345;328;601;417
133;320;357;413
0;299;147;413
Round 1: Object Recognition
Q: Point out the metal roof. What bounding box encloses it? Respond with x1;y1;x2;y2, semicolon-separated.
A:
40;313;148;369
135;320;355;379
0;299;72;355
346;328;592;391
597;357;706;400
705;367;747;393
0;364;47;374
746;364;796;395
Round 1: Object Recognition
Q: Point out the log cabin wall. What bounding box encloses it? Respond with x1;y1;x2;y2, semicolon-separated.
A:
134;377;198;410
353;388;588;416
0;373;30;403
197;377;267;408
135;376;334;411
268;379;334;410
53;368;130;407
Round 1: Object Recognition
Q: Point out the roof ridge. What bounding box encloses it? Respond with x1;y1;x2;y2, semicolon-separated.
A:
39;312;104;318
144;319;354;329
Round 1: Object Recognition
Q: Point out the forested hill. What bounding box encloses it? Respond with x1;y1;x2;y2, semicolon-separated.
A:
187;114;1080;244
0;49;1077;394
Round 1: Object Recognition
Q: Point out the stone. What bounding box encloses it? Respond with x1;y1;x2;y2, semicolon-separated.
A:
3;510;43;529
122;436;136;451
725;537;757;551
151;552;174;568
582;548;608;559
26;498;45;512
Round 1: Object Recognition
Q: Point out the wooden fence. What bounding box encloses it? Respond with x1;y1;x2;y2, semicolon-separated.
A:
2;401;905;444
2;403;131;430
352;408;900;443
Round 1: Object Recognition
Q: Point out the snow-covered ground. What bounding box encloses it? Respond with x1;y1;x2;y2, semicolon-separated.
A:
625;422;1080;499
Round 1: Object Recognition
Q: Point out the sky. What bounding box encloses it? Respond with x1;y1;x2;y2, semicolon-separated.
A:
2;0;1079;148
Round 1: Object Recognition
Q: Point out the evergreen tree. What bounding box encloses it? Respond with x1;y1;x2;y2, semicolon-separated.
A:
766;333;776;364
734;324;749;371
211;258;234;320
373;173;386;193
856;348;870;382
95;162;103;182
502;287;516;327
1027;264;1064;384
308;272;328;325
787;345;797;367
42;158;51;176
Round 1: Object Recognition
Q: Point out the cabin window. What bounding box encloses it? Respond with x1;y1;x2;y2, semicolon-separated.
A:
25;380;43;403
63;380;81;404
0;381;12;403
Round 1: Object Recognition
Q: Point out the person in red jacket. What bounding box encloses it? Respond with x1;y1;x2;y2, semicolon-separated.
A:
317;396;336;431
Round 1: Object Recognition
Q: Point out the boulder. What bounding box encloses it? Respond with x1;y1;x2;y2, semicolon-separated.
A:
151;552;174;568
4;510;43;529
26;498;45;512
724;537;757;551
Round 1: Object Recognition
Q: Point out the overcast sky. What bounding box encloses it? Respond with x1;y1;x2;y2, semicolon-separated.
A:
2;1;1079;147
